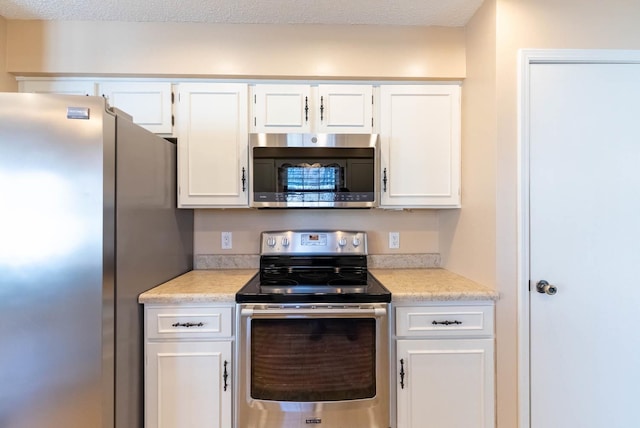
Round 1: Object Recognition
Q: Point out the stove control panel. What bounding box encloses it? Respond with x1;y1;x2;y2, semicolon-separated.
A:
261;230;368;255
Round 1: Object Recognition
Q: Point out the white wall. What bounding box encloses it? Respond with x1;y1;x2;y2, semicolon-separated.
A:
0;16;17;91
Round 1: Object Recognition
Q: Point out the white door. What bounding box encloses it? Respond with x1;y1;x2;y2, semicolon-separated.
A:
527;60;640;427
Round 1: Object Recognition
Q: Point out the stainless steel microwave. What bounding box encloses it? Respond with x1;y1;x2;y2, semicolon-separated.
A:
249;133;379;208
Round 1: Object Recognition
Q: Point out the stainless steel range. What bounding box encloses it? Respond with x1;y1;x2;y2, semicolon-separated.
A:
236;230;391;428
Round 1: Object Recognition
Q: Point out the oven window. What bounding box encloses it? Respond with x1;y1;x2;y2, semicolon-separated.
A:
250;318;376;402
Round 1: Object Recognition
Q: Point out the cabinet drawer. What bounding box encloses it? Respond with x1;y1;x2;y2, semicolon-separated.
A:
396;305;494;338
146;306;233;340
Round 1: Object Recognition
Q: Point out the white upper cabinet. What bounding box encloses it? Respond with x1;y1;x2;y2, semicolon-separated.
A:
176;83;249;208
379;84;461;208
19;78;463;210
252;84;312;133
20;79;173;134
316;85;373;133
98;82;173;134
19;79;95;96
251;84;373;134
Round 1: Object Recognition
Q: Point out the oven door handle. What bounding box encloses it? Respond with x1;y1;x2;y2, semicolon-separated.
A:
241;307;387;318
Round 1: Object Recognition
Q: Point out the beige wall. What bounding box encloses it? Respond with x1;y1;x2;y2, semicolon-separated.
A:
0;16;17;91
488;1;640;427
196;208;439;255
441;0;496;285
3;19;466;258
6;21;465;79
13;4;640;425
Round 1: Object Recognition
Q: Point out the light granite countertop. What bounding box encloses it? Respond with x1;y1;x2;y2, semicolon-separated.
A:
139;268;498;304
139;270;257;304
369;269;498;302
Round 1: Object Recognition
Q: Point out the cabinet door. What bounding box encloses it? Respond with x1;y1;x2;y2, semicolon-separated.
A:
396;338;494;428
19;79;95;96
379;85;461;208
177;83;249;207
98;82;173;134
252;84;312;133
145;341;232;428
316;85;373;133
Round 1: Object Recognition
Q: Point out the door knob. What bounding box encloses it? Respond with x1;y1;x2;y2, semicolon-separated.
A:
536;280;557;295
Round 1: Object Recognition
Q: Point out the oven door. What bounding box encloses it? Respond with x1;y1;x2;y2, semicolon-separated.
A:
238;303;390;428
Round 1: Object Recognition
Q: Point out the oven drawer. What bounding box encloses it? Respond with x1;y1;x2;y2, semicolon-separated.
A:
146;305;233;340
395;305;494;338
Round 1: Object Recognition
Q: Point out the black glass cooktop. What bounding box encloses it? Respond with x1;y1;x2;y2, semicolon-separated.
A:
237;232;391;303
235;271;391;303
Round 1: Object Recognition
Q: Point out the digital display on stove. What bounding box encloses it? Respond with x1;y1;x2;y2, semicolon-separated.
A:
301;233;327;246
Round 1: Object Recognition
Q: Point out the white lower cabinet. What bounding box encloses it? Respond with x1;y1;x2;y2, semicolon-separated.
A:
144;305;233;428
394;304;495;428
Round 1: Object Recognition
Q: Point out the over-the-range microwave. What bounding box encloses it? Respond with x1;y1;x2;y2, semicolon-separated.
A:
249;133;379;208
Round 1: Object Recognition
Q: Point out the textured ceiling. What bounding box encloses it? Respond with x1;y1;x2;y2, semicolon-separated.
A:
0;0;484;26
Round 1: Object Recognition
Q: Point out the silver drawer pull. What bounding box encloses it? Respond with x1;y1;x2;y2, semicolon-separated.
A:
171;322;205;328
432;320;462;326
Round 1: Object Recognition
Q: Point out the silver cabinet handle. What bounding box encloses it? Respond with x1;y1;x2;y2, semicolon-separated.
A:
536;280;557;295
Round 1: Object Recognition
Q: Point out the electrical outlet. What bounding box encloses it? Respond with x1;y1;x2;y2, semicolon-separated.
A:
221;232;232;249
389;232;400;249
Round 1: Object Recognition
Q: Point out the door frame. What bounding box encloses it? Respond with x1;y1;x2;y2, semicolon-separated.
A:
516;48;640;428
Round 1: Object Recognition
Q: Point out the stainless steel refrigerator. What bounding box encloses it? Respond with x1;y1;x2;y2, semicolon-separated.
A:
0;93;194;428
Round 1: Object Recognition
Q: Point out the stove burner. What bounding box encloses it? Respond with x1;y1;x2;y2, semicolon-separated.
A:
260;279;298;286
327;278;368;286
298;271;331;280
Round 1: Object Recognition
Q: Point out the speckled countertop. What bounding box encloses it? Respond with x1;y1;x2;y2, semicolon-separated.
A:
139;268;498;304
369;269;498;302
139;270;257;304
